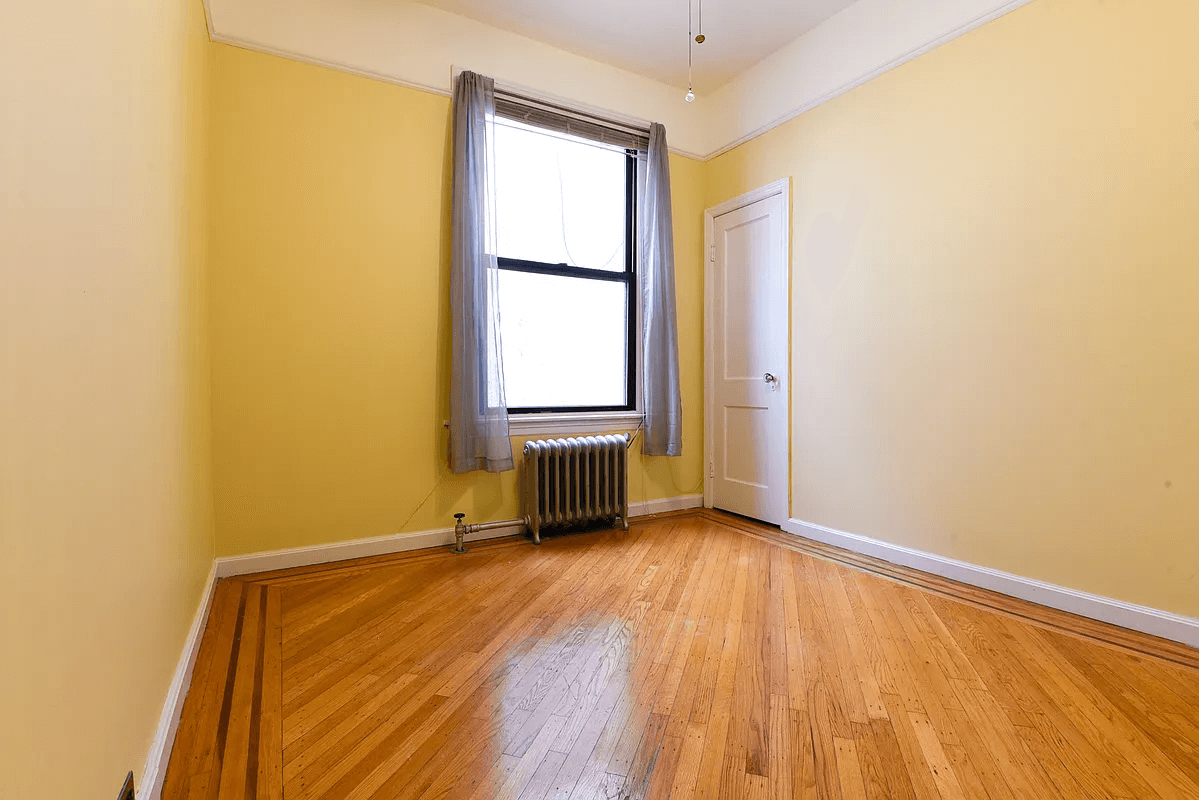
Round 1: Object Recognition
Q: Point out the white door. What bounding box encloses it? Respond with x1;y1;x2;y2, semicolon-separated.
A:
708;186;788;525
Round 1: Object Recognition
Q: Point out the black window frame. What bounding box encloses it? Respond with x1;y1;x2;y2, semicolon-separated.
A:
494;134;639;415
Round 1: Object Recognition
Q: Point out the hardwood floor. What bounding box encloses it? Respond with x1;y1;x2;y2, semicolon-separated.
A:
162;510;1199;800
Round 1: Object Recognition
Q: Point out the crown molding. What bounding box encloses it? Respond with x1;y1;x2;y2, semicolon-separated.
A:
201;0;712;158
201;0;1037;162
211;31;449;101
700;0;1038;161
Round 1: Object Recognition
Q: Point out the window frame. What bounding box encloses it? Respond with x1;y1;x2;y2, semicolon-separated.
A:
493;122;640;420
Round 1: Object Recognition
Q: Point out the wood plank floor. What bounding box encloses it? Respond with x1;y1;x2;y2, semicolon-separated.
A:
162;510;1199;800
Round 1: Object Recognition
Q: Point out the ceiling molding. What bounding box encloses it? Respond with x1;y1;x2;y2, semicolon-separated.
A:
699;0;1038;160
202;0;1038;162
201;0;215;39
212;31;447;104
202;0;712;158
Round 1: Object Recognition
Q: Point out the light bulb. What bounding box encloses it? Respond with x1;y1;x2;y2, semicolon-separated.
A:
685;90;695;103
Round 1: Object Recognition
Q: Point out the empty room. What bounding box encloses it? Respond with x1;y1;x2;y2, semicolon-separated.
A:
5;0;1199;798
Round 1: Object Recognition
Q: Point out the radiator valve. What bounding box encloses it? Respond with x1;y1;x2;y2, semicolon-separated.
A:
453;513;467;554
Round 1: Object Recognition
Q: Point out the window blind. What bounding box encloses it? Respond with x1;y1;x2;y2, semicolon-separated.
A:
494;91;650;152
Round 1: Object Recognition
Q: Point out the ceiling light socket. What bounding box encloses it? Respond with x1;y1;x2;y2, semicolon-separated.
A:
695;34;705;43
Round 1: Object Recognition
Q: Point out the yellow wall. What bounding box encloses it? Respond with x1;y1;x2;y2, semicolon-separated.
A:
0;0;215;796
207;44;705;557
706;0;1199;617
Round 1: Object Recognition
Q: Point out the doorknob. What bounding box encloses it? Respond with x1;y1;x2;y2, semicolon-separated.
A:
764;372;777;384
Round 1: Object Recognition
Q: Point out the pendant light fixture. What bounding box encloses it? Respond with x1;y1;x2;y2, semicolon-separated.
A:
685;0;704;102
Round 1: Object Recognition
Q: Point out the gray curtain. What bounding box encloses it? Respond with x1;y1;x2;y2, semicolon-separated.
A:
449;71;514;473
639;123;683;456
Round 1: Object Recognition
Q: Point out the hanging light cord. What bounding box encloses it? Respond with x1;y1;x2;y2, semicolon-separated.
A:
685;0;695;101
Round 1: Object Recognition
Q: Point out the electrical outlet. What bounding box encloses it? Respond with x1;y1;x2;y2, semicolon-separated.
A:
117;772;135;800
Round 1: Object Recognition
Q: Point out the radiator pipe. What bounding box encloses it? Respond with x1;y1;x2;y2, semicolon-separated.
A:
452;513;529;554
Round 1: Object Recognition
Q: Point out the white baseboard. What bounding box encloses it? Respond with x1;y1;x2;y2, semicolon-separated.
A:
783;518;1199;650
214;495;704;579
630;494;704;518
139;562;219;800
214;522;524;578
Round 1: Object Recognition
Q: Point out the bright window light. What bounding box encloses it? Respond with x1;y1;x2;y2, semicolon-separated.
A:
493;118;635;412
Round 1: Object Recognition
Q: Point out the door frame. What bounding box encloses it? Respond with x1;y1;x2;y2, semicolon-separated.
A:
703;177;791;519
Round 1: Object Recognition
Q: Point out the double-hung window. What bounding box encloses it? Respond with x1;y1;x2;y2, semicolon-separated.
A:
491;95;643;426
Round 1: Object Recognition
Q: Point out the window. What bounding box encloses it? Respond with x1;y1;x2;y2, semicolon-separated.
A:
492;109;639;417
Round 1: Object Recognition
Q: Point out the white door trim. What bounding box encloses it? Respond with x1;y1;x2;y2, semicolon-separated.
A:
703;177;791;517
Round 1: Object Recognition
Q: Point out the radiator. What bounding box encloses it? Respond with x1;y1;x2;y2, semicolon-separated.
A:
523;435;630;544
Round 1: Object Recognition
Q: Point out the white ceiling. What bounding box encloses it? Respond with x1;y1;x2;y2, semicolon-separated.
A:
413;0;858;91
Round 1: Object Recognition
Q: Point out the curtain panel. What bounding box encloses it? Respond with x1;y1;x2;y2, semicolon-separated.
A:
639;123;683;456
449;71;514;473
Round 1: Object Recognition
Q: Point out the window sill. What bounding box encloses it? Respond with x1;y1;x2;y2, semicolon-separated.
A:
506;411;643;439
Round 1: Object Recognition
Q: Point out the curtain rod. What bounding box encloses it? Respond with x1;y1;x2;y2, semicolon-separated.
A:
494;88;651;141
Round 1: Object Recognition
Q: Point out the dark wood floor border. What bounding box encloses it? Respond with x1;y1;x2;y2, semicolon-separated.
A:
161;579;286;800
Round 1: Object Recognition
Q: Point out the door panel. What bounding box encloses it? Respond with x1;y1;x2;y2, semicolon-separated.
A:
721;214;773;381
723;406;771;486
711;191;787;524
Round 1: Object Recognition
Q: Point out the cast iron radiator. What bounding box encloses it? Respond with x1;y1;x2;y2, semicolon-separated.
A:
523;434;630;544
